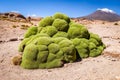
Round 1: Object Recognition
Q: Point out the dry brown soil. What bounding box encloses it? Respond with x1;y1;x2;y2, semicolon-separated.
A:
0;20;120;80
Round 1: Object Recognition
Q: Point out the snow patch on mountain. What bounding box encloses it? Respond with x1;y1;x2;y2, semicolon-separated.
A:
97;8;115;14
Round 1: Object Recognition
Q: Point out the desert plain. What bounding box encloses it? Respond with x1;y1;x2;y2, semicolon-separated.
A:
0;19;120;80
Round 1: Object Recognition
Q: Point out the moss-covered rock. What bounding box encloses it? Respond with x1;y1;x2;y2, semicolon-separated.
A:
17;13;105;69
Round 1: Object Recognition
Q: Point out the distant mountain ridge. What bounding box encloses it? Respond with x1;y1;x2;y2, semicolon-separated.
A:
79;10;120;22
0;12;42;22
0;12;27;22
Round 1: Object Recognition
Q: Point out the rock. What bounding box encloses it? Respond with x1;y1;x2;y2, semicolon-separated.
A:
0;40;3;43
0;12;27;22
102;36;110;38
0;40;5;43
0;59;4;63
111;58;117;61
9;38;18;41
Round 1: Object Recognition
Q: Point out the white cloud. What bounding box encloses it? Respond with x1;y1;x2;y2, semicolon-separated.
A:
27;14;37;17
11;10;20;13
97;8;115;13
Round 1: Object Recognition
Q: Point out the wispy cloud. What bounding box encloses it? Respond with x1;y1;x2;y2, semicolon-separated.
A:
11;10;20;13
27;14;37;17
97;8;115;13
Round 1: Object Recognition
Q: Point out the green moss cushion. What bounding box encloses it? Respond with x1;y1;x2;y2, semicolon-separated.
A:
88;33;105;57
72;36;105;58
18;38;31;52
20;36;77;69
53;31;68;38
21;44;39;69
72;38;89;58
51;37;68;44
48;43;60;54
58;40;76;62
68;23;90;39
52;19;69;32
53;12;70;23
39;16;54;27
40;26;58;37
24;26;38;38
18;13;105;69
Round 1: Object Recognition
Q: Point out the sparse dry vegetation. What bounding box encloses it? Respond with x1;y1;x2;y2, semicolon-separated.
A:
102;22;105;24
12;25;19;28
20;24;29;30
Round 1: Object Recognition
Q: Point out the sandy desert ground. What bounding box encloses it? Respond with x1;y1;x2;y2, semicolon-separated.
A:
0;20;120;80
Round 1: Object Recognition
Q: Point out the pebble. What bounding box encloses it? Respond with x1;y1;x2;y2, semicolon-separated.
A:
0;40;5;43
111;58;117;61
104;56;119;61
47;70;52;72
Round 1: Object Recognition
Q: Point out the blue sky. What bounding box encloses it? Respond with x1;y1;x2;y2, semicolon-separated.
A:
0;0;120;17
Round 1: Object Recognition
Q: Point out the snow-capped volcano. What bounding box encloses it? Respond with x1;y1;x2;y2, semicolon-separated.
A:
79;8;120;22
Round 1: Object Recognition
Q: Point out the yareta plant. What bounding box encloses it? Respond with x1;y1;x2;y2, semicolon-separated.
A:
17;12;105;69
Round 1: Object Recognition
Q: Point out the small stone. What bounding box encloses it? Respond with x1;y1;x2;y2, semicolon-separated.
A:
9;38;18;41
111;58;117;61
0;40;5;43
0;40;2;43
0;59;4;63
47;70;52;72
